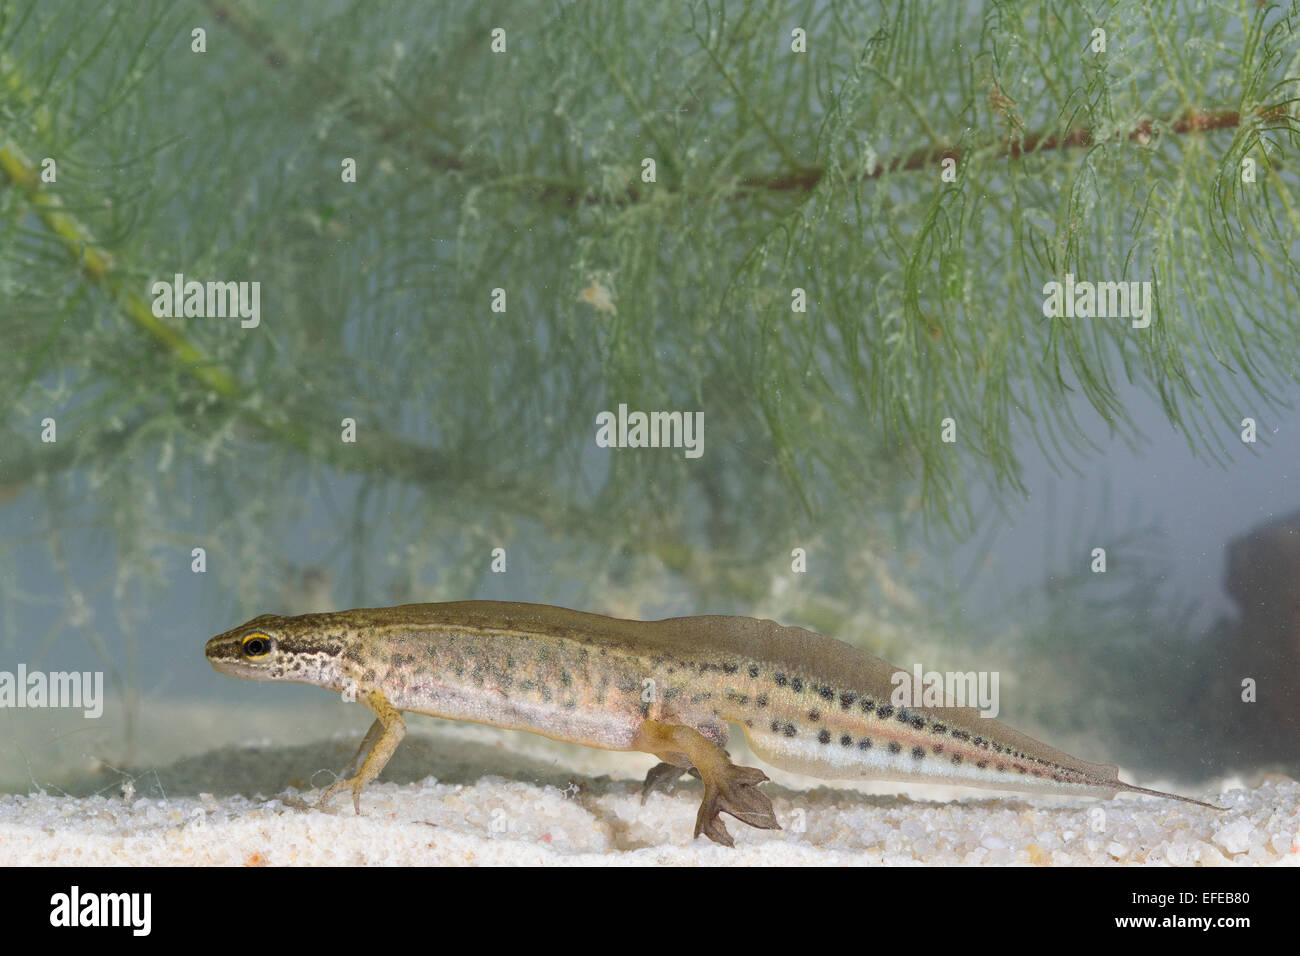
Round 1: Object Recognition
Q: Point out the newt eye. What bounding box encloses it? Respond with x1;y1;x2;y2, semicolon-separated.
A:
241;633;274;660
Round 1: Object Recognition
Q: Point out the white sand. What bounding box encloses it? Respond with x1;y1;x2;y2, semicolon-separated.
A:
2;708;1296;865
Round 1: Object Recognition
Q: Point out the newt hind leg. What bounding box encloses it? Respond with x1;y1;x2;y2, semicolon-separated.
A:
640;760;700;802
633;719;780;847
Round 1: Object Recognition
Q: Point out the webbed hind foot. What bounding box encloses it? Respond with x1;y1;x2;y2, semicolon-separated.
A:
695;764;779;847
640;761;701;803
633;719;780;846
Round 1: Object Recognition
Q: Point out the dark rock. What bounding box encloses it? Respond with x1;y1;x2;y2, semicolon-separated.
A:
1222;512;1300;767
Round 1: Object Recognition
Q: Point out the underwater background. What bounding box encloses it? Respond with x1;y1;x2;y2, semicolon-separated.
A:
1;1;1298;861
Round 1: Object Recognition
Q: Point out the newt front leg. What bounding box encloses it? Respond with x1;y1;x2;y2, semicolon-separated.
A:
633;719;780;846
318;688;406;813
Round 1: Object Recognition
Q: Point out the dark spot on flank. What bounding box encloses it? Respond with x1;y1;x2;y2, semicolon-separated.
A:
973;736;987;749
564;699;577;710
745;720;754;729
771;721;782;733
818;685;834;701
748;665;760;679
877;705;895;720
782;723;797;737
931;723;947;734
640;701;650;718
560;670;572;686
933;744;944;754
887;742;902;754
951;729;970;741
839;692;857;709
791;678;804;693
1031;770;1042;777
818;729;831;745
976;760;988;769
858;738;872;751
896;708;911;723
911;746;925;760
737;694;749;705
598;648;607;656
951;754;961;765
841;735;853;747
775;673;788;687
996;764;1006;772
861;698;875;713
911;716;925;730
808;709;821;721
756;694;769;708
723;662;738;674
993;742;1003;753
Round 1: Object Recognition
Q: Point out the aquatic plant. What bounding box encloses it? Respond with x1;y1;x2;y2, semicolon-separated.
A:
1;2;1297;766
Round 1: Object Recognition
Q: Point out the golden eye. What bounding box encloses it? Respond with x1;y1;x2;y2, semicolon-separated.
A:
241;632;274;659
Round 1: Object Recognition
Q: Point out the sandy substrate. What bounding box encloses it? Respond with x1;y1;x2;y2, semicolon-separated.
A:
1;703;1297;865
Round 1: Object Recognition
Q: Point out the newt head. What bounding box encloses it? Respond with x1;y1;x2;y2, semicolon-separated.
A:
205;612;345;687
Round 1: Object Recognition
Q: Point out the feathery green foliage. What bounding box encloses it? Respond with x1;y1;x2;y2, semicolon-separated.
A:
1;0;1298;687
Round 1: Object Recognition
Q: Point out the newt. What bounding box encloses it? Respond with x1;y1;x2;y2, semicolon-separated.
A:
204;601;1222;845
